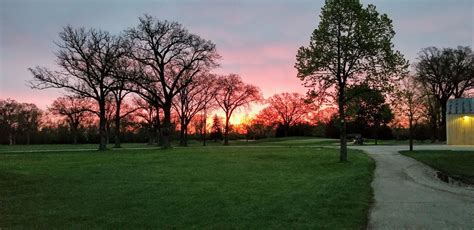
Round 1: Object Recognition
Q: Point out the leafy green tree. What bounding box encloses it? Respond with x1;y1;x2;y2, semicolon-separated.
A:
346;84;393;145
295;0;407;161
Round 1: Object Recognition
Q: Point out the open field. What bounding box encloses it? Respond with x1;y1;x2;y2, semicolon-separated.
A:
0;137;341;153
0;143;155;152
0;139;374;228
0;136;438;153
401;150;474;184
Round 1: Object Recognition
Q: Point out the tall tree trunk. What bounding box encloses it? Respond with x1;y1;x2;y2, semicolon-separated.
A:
224;114;230;145
161;105;172;149
98;101;107;151
202;110;207;146
409;116;413;151
179;117;186;146
106;123;110;145
154;105;162;146
338;90;347;162
374;124;379;145
26;132;31;145
147;126;154;145
440;99;448;142
429;104;438;143
183;125;188;146
284;123;289;137
114;105;121;148
8;132;13;145
72;127;78;145
70;120;79;145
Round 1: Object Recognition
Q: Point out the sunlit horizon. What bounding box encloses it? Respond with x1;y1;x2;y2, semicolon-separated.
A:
1;0;472;115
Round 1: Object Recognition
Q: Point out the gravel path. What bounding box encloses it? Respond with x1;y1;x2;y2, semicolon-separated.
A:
351;145;474;229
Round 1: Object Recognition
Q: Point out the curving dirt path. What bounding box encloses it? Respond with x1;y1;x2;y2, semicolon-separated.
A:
351;145;474;229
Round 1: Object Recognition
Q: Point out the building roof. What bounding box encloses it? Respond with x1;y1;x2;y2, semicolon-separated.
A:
447;98;474;115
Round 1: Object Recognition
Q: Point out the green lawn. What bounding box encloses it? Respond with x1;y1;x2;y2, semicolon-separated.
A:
401;150;474;184
0;142;157;152
0;137;340;153
0;142;374;228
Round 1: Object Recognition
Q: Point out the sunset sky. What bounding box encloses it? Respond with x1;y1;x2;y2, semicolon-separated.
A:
1;0;473;116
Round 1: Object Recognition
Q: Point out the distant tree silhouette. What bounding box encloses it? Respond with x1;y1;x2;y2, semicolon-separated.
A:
295;0;407;161
0;99;20;145
110;58;136;148
125;14;220;149
254;107;279;128
49;96;92;144
215;74;262;145
210;114;223;142
17;103;42;145
29;26;126;150
173;73;218;146
102;96;139;147
134;98;161;145
393;75;425;151
346;84;393;145
0;99;42;145
414;46;474;141
266;93;308;137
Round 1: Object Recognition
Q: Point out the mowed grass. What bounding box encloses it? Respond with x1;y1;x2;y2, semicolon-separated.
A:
0;142;155;152
401;150;474;184
0;144;374;229
0;137;340;153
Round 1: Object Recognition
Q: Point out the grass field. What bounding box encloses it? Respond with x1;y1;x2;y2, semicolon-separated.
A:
401;150;474;184
0;139;374;228
0;137;340;152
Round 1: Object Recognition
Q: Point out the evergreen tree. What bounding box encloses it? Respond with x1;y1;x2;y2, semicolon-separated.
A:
210;114;223;142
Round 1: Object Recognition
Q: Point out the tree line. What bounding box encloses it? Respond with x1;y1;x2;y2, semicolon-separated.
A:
24;14;265;150
2;2;473;159
295;0;473;161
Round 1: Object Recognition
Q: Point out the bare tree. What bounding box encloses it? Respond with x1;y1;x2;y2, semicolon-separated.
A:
109;58;137;148
450;47;474;98
415;46;474;141
125;14;220;148
173;73;218;146
29;26;125;150
393;76;425;151
0;98;21;145
134;97;161;145
100;95;139;147
17;103;42;145
265;93;308;137
0;99;42;145
215;74;263;145
49;96;92;144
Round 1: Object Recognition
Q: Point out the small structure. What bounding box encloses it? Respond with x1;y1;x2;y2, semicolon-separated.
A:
446;98;474;145
347;133;363;145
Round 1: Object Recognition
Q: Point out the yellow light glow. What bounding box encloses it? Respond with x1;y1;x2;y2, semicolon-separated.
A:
463;116;470;121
